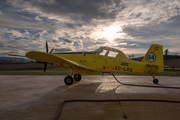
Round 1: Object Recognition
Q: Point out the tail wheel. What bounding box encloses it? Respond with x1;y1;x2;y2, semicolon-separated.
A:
64;76;74;85
153;79;158;84
74;74;81;81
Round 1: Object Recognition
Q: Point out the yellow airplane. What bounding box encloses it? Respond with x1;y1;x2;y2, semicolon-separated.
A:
25;42;168;85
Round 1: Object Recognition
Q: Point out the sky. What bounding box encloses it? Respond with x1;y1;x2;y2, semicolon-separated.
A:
0;0;180;57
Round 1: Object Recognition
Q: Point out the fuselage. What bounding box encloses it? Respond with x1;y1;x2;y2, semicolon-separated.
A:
52;52;158;75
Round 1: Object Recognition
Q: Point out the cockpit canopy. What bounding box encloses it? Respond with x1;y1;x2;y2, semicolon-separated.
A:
93;46;127;59
93;48;101;54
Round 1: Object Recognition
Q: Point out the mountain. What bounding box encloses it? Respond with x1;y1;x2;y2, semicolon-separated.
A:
0;57;35;63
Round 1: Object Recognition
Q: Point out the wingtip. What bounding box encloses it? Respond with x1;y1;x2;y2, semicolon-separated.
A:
25;51;34;58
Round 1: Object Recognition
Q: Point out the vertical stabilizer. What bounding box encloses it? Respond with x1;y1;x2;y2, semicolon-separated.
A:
141;44;164;72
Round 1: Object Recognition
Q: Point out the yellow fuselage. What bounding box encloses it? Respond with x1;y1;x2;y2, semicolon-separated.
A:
53;53;159;75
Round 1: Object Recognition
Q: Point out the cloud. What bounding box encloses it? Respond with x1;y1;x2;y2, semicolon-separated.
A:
123;14;180;45
0;0;180;57
53;48;72;53
63;39;72;43
128;43;139;47
35;16;43;21
119;0;180;26
0;17;52;30
7;0;126;28
0;28;31;39
119;43;128;46
36;30;48;37
52;40;58;43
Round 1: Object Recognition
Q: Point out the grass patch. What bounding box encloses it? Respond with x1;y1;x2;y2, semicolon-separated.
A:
0;68;71;75
157;71;180;77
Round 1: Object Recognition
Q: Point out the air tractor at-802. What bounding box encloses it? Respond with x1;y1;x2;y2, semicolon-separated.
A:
25;42;168;85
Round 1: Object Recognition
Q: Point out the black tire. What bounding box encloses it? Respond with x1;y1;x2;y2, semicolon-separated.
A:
153;79;158;84
64;76;73;85
74;74;82;81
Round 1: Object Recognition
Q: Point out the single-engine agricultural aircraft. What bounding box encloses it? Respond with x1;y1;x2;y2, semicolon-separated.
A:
24;42;168;85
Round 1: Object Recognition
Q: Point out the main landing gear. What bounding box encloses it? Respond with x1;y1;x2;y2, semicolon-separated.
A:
74;73;81;81
64;76;74;85
64;70;82;85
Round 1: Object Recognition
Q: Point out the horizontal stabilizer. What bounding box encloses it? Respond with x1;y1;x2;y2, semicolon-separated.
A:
146;64;169;68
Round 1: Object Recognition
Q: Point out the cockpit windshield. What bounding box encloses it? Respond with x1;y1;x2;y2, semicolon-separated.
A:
93;48;101;54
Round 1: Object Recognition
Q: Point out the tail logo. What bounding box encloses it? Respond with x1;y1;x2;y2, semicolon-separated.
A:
146;53;156;62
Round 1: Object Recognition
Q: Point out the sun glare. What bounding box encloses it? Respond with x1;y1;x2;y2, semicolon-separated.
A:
95;25;125;41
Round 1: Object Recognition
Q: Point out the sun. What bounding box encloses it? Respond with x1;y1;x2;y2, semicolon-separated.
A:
95;25;125;41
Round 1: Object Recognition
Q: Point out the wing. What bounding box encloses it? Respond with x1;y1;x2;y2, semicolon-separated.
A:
25;51;96;71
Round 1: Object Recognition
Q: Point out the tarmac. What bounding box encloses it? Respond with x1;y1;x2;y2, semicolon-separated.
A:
0;75;180;120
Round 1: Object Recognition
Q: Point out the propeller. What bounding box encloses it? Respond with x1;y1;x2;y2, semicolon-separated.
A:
44;41;54;72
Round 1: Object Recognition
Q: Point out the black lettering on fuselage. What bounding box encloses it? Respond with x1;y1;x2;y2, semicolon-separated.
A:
118;66;121;70
115;66;118;70
114;66;133;72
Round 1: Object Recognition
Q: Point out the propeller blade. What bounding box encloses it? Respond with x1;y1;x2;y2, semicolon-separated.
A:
49;48;54;54
44;41;54;71
44;62;47;72
46;41;48;53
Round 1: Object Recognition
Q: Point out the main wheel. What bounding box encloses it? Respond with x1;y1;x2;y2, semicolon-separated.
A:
64;76;73;85
74;74;81;81
153;79;158;84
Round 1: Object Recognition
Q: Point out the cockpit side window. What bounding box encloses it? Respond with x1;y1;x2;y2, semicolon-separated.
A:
108;51;118;57
99;49;107;56
93;48;101;54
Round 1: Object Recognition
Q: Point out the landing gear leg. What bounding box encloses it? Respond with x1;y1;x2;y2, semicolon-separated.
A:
74;73;82;81
152;74;158;84
64;69;74;85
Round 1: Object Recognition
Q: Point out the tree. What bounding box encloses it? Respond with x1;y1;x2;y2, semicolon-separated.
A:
128;55;131;59
164;49;169;56
131;54;135;58
128;54;135;59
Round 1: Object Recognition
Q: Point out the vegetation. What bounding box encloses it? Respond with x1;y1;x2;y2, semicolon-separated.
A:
0;68;71;75
164;49;169;56
0;68;180;77
128;54;135;59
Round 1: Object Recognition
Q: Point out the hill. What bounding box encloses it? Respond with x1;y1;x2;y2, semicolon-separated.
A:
0;57;35;63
